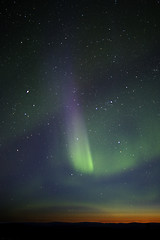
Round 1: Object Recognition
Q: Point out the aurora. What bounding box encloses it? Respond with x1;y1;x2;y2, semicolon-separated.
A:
67;110;93;173
1;0;160;224
65;81;93;173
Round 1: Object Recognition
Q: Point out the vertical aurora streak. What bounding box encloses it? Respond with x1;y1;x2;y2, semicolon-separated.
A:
67;111;93;173
65;81;93;173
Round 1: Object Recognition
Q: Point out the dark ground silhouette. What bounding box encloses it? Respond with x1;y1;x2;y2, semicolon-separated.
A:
0;222;160;239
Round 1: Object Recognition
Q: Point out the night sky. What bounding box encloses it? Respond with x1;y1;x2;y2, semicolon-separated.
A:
1;0;160;223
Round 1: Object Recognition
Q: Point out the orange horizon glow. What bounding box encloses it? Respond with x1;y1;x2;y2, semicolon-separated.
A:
4;211;160;224
2;205;160;223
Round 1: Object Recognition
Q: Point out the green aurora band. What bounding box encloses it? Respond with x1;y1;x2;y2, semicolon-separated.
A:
65;79;160;176
67;110;94;173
